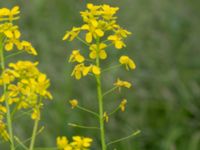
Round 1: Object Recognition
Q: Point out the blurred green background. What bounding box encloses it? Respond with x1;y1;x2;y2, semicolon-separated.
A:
1;0;200;149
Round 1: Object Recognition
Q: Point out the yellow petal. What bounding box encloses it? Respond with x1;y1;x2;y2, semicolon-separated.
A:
75;71;81;80
115;41;124;49
14;30;21;38
11;6;20;15
87;3;94;9
5;43;13;51
4;30;13;38
86;32;92;43
81;24;89;30
83;66;91;76
95;29;104;37
129;60;136;70
108;35;117;41
89;51;97;59
62;32;70;40
99;50;107;59
38;74;46;82
91;20;98;27
92;66;100;75
76;55;85;63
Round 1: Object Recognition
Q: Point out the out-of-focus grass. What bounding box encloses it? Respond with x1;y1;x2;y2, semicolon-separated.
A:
0;0;200;149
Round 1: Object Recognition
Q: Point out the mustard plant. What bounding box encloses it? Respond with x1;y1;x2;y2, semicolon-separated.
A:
62;3;140;150
0;6;52;150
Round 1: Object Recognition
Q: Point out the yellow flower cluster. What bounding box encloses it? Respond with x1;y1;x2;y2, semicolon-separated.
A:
0;6;53;141
57;136;93;150
0;61;52;120
63;3;135;80
0;6;37;55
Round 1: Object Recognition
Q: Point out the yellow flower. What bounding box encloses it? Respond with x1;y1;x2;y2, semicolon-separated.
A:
71;63;100;79
108;34;125;49
108;28;131;49
0;6;20;22
31;108;40;120
119;99;127;112
57;136;72;150
21;41;37;55
91;65;101;75
103;112;109;122
80;3;101;22
89;43;107;59
63;27;81;41
0;69;19;85
114;78;132;90
71;63;90;80
69;99;78;109
69;50;85;63
101;4;119;20
86;3;101;14
4;29;22;51
81;22;104;43
71;136;93;149
119;55;136;70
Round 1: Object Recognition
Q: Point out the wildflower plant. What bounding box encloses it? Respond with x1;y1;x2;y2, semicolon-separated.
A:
0;6;52;150
62;3;140;150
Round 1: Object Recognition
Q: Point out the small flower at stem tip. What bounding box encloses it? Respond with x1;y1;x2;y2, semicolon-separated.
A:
119;55;136;70
69;99;78;109
119;99;127;112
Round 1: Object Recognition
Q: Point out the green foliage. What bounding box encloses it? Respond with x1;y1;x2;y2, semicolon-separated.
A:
1;0;200;149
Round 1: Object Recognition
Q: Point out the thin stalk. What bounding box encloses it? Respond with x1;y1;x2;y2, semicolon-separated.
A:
29;119;39;150
5;51;24;60
77;105;99;118
29;97;42;150
68;123;99;130
33;147;57;150
76;36;90;46
102;64;122;73
108;106;120;116
14;136;29;150
107;130;141;146
15;126;44;149
0;37;15;150
103;86;118;97
95;39;107;150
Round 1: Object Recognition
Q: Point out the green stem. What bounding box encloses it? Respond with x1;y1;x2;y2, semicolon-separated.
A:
15;126;44;149
102;64;122;73
0;37;15;150
77;105;99;118
95;41;106;150
103;86;118;97
14;136;29;150
29;119;39;150
5;51;24;60
76;36;90;46
107;130;141;146
108;106;120;116
68;123;99;130
33;147;57;150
